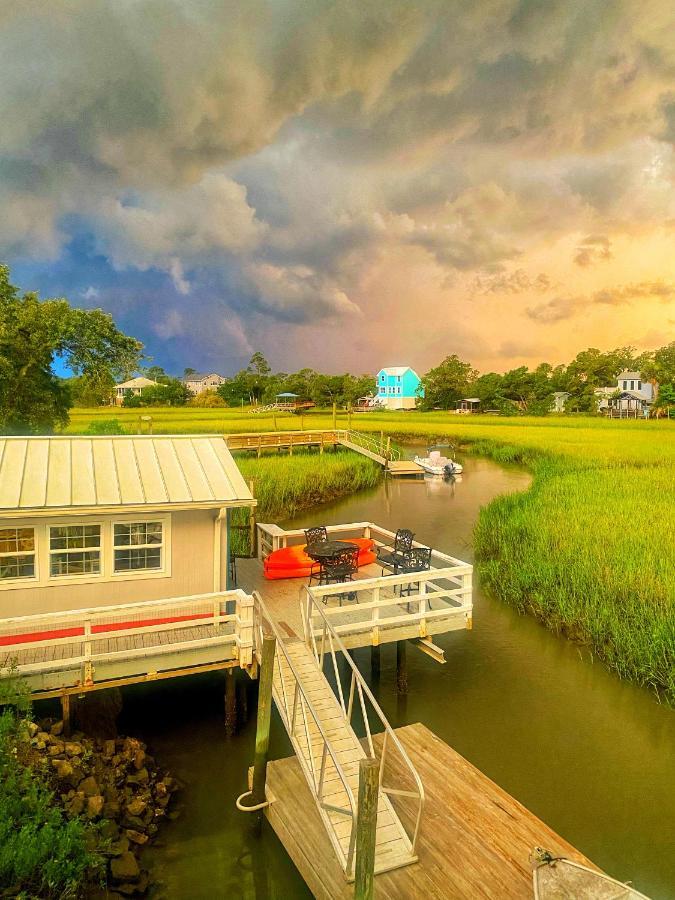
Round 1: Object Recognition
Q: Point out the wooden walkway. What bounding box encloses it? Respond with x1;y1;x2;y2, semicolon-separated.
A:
261;723;600;899
0;590;255;698
225;430;425;476
273;638;416;877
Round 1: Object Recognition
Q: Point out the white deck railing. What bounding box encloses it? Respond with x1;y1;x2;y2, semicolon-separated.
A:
300;586;425;865
253;592;358;872
0;589;255;688
257;521;473;643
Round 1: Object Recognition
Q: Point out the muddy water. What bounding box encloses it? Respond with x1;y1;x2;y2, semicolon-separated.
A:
122;454;675;899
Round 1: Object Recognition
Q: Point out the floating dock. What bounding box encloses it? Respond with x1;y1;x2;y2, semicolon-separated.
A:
259;722;599;899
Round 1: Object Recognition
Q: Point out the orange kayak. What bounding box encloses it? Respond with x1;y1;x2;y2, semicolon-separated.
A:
264;538;376;580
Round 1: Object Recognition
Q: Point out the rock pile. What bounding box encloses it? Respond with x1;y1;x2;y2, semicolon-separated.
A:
26;718;179;896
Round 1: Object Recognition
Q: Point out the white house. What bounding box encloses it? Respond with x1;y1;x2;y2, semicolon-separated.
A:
183;373;227;395
113;376;158;406
0;435;255;618
376;367;423;410
552;391;571;413
595;371;657;415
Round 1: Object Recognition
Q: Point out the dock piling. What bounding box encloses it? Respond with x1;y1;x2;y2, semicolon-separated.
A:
251;635;277;806
60;692;71;738
225;669;237;736
370;645;380;680
396;640;408;694
355;757;379;900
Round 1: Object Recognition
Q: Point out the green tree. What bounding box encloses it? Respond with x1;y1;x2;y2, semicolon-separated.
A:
420;355;478;409
0;265;142;433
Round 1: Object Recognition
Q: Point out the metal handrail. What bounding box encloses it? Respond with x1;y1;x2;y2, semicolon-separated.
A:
252;592;358;871
337;429;402;462
299;585;426;857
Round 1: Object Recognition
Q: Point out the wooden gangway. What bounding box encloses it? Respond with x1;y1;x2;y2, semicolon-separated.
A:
0;590;255;698
224;430;426;475
253;591;423;881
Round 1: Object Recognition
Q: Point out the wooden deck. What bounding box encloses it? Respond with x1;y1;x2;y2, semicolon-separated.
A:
261;722;600;899
0;589;255;697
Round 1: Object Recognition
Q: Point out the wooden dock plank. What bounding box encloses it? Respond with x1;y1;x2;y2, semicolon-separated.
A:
262;722;600;899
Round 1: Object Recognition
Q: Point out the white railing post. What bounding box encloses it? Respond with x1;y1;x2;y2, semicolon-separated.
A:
236;593;254;667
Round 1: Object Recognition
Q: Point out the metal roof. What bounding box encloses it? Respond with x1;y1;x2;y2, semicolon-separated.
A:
0;436;255;516
115;376;158;389
379;366;416;377
182;373;225;382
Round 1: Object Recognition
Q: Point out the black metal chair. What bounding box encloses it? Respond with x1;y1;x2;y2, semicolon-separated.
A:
229;552;238;587
318;548;360;605
304;526;328;549
399;546;432;596
377;528;415;575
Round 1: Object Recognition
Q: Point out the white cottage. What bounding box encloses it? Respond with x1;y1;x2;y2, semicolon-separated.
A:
0;436;255;618
595;371;657;416
183;373;227;395
113;376;158;406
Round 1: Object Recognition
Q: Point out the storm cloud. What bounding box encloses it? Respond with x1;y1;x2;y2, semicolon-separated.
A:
1;0;675;371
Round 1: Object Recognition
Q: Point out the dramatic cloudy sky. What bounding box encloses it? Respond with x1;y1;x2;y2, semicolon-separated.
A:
2;0;675;375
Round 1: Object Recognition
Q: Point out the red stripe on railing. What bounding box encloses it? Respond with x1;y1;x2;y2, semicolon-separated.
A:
0;611;215;647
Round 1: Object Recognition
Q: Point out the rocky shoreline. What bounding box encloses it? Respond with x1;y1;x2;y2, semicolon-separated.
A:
25;717;179;897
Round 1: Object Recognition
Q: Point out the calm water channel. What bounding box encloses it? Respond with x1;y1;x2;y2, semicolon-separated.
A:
117;453;674;899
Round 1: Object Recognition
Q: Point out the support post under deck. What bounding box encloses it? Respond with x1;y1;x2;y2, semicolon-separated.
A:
251;635;277;806
396;640;408;695
225;669;237;737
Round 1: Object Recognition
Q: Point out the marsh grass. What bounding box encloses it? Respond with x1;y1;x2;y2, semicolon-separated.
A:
229;449;381;555
68;408;675;699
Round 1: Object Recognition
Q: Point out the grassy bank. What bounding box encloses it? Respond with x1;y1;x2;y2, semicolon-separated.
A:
67;408;675;700
229;449;381;555
236;449;381;521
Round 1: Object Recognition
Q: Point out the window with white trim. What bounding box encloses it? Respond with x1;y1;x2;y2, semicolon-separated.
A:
0;527;36;580
113;521;163;573
49;525;101;577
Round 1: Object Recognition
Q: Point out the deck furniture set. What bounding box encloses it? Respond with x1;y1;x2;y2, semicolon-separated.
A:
303;525;433;603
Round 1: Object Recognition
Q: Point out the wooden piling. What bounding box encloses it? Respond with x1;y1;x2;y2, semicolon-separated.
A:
225;669;237;737
396;640;408;694
370;645;380;679
354;757;379;900
60;692;71;739
332;402;337;430
248;479;257;557
251;635;277;806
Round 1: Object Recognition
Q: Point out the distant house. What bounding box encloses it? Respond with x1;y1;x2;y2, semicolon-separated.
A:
183;373;227;395
595;371;657;417
551;391;571;413
376;367;423;410
455;398;481;415
113;376;158;406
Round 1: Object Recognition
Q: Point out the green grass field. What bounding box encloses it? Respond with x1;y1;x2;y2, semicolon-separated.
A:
68;407;675;700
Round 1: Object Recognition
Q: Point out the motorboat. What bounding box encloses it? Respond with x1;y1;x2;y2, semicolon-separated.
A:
414;448;463;476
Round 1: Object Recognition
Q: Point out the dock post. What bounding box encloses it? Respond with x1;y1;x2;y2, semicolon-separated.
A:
248;479;257;558
370;645;380;680
332;402;337;430
60;692;71;739
396;640;408;694
251;635;277;806
355;757;379;900
225;669;237;737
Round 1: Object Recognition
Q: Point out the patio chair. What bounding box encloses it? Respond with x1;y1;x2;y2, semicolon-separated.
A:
304;525;328;549
399;546;432;596
377;528;415;575
317;548;360;605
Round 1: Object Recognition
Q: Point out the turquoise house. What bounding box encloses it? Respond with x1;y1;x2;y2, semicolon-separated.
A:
376;367;424;410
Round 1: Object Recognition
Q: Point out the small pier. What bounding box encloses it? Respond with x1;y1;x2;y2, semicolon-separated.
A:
225;430;426;476
259;722;598;899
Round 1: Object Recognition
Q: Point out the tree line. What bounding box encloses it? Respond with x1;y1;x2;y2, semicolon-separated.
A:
419;345;675;413
1;264;674;433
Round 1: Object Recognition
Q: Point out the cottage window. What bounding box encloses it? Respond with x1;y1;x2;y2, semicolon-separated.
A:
49;525;101;577
0;527;36;580
113;521;163;572
637;381;642;391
